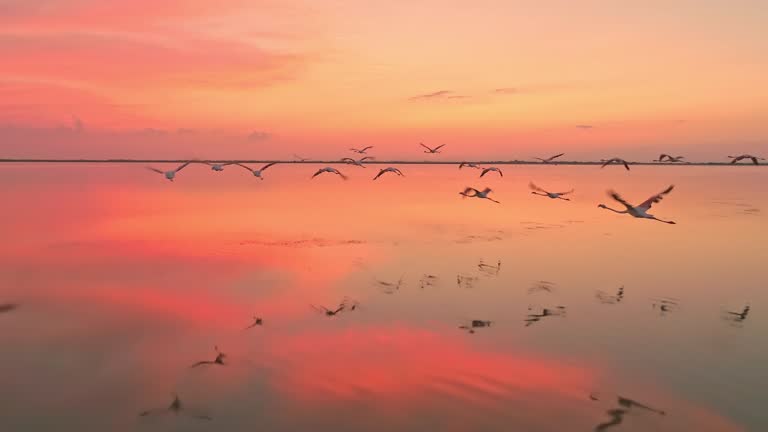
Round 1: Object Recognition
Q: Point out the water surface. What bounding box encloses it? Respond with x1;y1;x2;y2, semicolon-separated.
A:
0;164;766;431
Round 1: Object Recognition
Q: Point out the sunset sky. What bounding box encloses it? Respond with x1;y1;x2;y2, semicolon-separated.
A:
1;0;766;159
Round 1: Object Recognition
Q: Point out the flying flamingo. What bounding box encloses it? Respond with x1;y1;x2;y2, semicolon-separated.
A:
480;167;503;177
729;154;765;165
600;158;631;171
350;146;374;154
145;162;191;181
460;187;500;203
420;143;446;154
653;154;685;163
203;161;232;171
373;167;404;180
597;185;676;224
312;167;348;180
341;157;374;167
533;153;564;163
232;162;278;179
529;182;573;200
139;393;211;420
459;162;481;169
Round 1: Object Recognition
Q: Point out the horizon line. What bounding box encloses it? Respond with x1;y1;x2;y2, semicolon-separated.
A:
0;159;764;167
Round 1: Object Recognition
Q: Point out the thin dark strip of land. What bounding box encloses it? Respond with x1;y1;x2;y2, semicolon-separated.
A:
0;159;763;166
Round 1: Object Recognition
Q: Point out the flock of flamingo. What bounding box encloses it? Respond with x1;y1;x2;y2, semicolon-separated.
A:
141;144;765;225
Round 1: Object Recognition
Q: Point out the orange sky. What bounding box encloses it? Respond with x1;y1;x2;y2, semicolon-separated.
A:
1;0;767;158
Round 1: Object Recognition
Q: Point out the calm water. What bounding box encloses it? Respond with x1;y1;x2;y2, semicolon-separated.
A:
0;164;766;432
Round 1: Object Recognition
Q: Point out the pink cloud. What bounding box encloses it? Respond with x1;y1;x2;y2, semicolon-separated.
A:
0;32;303;89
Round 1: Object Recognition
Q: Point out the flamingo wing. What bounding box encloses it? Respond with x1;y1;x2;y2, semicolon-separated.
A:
174;162;192;172
419;143;432;151
548;153;564;161
145;166;164;174
461;187;479;196
607;190;635;211
360;156;375;162
231;163;254;172
528;182;548;193
260;162;278;171
362;146;374;152
637;185;674;211
622;160;630;170
434;144;446;151
556;189;575;195
373;170;385;180
600;159;615;168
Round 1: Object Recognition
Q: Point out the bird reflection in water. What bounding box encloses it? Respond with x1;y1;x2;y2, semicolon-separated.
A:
596;286;625;304
722;304;750;326
458;319;493;334
419;274;438;289
374;275;405;295
477;259;502;277
524;305;567;327
590;392;665;431
139;393;212;421
457;274;479;289
311;303;346;317
529;280;556;295
0;303;19;314
651;297;680;316
341;297;361;311
190;346;227;368
243;316;263;330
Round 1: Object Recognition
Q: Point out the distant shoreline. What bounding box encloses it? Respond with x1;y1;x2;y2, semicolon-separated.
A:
0;159;764;167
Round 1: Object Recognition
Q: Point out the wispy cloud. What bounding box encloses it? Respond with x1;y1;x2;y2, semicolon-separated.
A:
492;83;584;96
575;124;594;129
0;32;303;90
409;90;468;101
